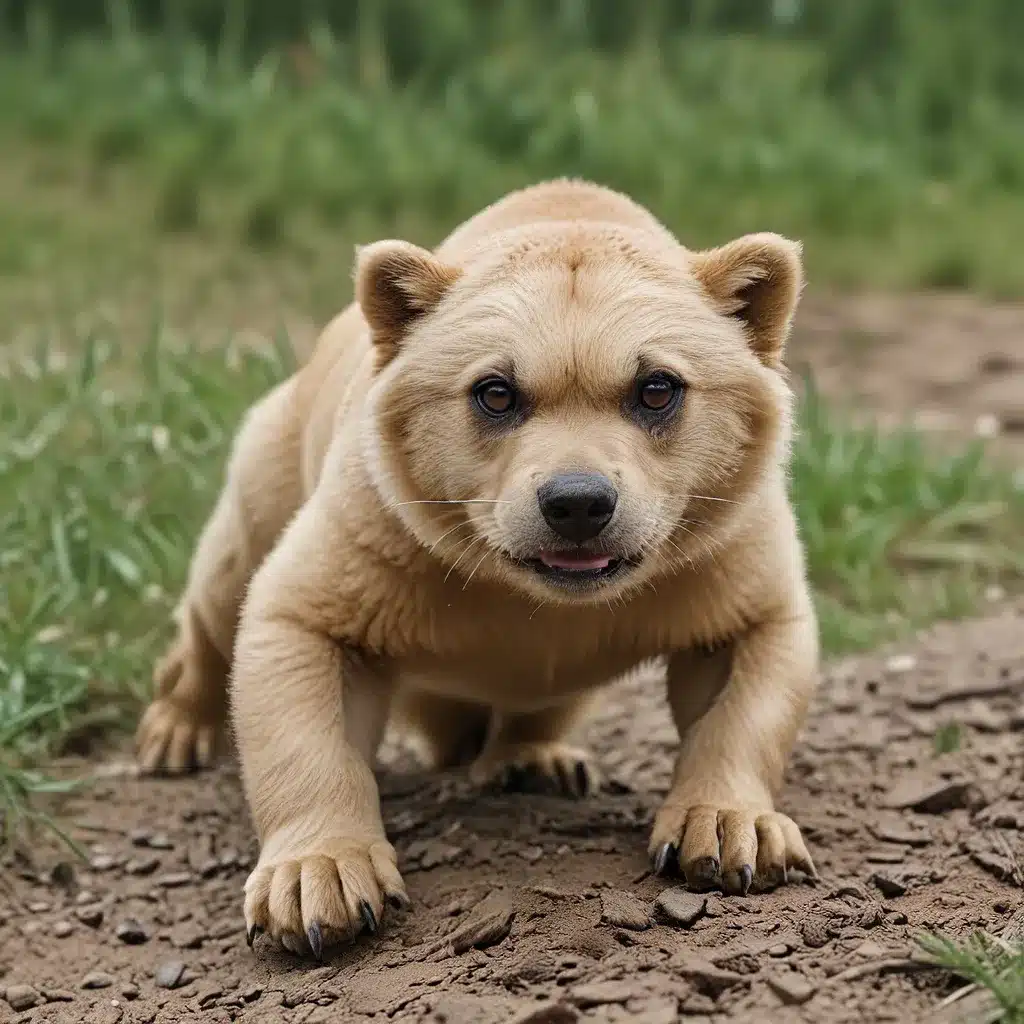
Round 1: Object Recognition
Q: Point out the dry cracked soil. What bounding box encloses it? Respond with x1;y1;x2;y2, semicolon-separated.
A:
2;604;1023;1024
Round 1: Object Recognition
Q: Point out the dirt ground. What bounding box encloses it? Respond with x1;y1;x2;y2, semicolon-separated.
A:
789;292;1024;461
1;602;1022;1024
1;293;1023;1024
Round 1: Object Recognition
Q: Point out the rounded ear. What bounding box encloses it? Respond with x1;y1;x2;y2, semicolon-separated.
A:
691;233;804;366
354;240;462;361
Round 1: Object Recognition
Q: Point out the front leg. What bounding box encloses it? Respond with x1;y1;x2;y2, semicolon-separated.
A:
231;507;408;958
650;612;818;894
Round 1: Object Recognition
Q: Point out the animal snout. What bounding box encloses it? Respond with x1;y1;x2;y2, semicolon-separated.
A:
537;472;618;542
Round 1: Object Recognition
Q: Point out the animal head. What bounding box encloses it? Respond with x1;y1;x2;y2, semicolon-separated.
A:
358;219;801;605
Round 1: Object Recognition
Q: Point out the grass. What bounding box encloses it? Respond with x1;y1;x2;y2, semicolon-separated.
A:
3;0;1024;334
919;931;1024;1023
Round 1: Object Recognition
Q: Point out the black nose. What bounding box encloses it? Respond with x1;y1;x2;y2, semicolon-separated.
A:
537;472;618;542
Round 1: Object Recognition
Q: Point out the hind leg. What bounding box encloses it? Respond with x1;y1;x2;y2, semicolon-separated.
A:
393;691;491;770
136;382;302;775
136;490;246;774
469;698;600;798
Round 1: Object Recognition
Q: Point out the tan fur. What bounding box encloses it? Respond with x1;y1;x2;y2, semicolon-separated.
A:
135;179;819;955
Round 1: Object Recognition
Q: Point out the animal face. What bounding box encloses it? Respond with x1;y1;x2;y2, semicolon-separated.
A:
360;223;800;605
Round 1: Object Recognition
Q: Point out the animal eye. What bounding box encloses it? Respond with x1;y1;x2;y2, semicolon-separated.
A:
473;377;517;418
637;373;683;414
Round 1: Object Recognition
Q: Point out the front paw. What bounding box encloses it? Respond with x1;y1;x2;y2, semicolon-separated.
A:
470;742;600;798
648;801;816;894
243;834;409;958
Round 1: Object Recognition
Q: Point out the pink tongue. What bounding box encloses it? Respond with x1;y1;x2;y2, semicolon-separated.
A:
539;551;612;571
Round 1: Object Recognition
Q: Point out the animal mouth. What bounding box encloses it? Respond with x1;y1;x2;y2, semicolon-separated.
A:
511;549;638;587
538;551;615;572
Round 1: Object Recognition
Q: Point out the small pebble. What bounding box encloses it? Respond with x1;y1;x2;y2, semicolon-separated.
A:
4;984;39;1011
654;888;707;927
974;413;1001;438
80;971;114;990
125;856;160;877
767;973;816;1006
90;855;117;872
885;654;917;674
599;890;651;931
41;988;74;1002
154;960;186;990
767;943;791;957
871;873;907;899
120;983;139;1001
570;980;633;1007
27;901;50;914
157;872;192;889
53;921;73;938
76;906;104;928
218;849;239;868
116;919;150;945
49;861;76;887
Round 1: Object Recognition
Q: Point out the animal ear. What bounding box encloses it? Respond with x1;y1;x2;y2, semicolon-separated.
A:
691;232;804;366
354;240;462;359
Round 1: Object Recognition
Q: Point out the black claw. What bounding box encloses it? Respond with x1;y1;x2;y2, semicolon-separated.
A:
504;764;525;792
246;924;258;947
739;864;753;896
388;891;411;911
552;760;573;797
307;921;323;961
652;842;678;876
574;762;591;798
359;900;379;935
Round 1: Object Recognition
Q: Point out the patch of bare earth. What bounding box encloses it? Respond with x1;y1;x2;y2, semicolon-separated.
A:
1;604;1022;1024
790;293;1024;459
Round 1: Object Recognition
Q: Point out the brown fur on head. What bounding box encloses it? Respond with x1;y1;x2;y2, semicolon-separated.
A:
357;224;803;605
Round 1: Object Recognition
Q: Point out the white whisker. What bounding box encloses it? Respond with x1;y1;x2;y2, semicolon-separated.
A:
428;519;475;556
389;499;511;508
681;494;743;505
444;536;485;584
462;548;492;590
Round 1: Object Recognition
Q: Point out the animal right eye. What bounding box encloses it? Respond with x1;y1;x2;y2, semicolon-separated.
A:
472;377;517;418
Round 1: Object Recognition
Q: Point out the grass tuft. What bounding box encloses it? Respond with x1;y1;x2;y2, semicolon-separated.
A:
791;380;1022;652
918;931;1024;1023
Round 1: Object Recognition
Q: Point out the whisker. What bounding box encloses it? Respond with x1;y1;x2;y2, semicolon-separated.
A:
681;494;743;505
428;519;475;556
389;499;511;508
444;536;485;584
462;548;492;590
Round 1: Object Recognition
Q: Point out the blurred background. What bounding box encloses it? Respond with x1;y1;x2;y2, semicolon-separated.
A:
2;0;1024;328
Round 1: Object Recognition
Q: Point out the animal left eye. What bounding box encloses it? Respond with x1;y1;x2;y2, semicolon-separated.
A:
637;373;683;414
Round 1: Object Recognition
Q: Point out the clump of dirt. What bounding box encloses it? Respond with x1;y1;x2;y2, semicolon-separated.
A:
1;604;1022;1023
